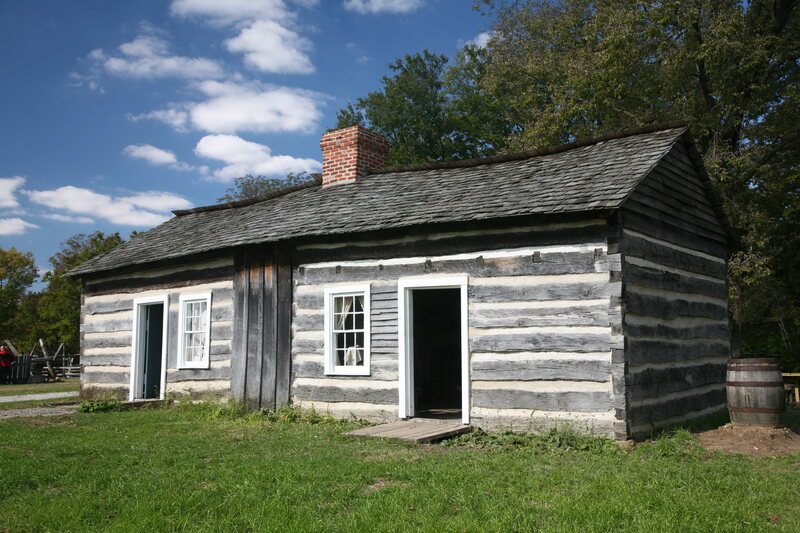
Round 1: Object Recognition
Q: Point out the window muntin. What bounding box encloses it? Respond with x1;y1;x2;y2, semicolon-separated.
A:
178;293;212;369
324;285;370;376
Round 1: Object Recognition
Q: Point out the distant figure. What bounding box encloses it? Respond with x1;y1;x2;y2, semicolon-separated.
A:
0;345;15;384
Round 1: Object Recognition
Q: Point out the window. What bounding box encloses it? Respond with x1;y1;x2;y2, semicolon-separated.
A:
178;293;212;369
324;285;370;376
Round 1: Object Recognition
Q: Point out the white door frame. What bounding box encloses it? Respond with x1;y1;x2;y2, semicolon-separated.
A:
397;276;469;425
129;295;169;401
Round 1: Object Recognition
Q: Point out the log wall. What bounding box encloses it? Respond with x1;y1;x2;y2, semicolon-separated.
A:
80;257;235;399
621;139;730;438
292;218;626;437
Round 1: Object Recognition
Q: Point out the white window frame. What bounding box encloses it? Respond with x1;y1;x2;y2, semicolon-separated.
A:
177;292;212;369
130;295;169;401
324;284;371;376
398;276;470;425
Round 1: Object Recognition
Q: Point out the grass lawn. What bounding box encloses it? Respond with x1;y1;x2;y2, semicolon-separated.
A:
1;404;798;533
0;379;79;397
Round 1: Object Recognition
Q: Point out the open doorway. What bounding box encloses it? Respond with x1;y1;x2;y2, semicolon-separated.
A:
130;296;168;401
398;276;469;424
412;288;462;418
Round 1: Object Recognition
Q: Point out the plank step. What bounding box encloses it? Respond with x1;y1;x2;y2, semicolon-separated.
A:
344;420;472;443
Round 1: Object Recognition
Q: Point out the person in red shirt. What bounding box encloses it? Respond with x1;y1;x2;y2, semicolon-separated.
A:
0;345;15;384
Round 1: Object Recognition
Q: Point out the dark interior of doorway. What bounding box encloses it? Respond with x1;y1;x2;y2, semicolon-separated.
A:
142;304;163;399
412;288;461;419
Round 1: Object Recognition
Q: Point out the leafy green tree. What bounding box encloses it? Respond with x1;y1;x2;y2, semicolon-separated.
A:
217;172;316;203
37;232;124;352
336;49;513;165
0;247;37;337
478;0;800;366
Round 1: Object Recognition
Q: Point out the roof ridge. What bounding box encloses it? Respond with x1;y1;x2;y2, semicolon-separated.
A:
173;178;320;217
372;121;689;174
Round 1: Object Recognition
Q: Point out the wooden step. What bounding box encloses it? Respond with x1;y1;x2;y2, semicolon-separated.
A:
344;420;471;443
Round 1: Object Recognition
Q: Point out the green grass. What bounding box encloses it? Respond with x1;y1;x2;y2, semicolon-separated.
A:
0;379;79;397
1;404;798;532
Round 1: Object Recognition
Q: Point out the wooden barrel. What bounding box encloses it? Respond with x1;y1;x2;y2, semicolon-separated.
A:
726;358;785;426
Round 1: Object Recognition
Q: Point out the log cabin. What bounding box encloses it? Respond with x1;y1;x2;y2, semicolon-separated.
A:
69;122;732;440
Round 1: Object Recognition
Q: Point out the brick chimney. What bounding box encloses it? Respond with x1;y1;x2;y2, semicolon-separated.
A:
320;126;390;188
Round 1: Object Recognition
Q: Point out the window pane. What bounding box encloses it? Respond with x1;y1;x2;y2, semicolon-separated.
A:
354;313;364;329
355;332;364;348
354;295;364;312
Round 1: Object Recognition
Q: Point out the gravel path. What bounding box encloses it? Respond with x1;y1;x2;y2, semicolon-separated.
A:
0;405;79;419
0;391;79;403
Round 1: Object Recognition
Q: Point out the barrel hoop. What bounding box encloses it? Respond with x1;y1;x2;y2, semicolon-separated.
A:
726;365;781;372
726;381;785;388
728;358;780;364
728;406;784;414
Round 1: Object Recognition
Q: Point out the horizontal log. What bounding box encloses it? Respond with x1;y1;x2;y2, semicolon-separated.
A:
624;320;729;340
169;366;231;382
84;265;235;295
626;339;730;365
84;335;132;349
627;363;726;401
470;333;611;353
620;210;728;259
471;358;611;382
470;305;609;328
83;299;133;316
295;222;611;265
292;338;323;354
629;386;726;428
293;314;323;331
625;291;728;321
472;389;611;412
299;251;606;285
469;281;609;303
82;319;132;334
293;359;398;381
624;262;726;299
292;383;399;404
622;234;726;278
82;371;130;385
81;354;131;366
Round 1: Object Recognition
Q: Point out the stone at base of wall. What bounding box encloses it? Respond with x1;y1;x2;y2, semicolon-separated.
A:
80;384;232;403
294;400;397;424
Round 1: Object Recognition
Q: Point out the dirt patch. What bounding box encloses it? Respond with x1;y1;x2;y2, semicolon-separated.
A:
364;477;412;493
0;405;79;420
697;423;800;457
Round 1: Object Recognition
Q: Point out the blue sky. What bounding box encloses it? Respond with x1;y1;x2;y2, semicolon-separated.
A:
0;0;491;276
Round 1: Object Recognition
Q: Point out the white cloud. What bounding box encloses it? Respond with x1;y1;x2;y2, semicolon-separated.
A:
195;134;320;181
0;218;39;236
225;20;314;74
123;144;178;165
41;214;95;224
190;81;324;133
343;0;424;14
466;31;494;49
26;187;192;227
170;0;315;75
122;144;202;172
128;108;190;132
93;33;224;80
0;176;25;208
170;0;293;25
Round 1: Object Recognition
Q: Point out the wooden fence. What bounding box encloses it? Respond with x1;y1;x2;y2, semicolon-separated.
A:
3;339;80;384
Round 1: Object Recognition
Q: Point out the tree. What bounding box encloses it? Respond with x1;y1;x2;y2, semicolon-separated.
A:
336;49;513;165
479;0;800;366
36;232;123;352
0;247;37;336
217;172;315;203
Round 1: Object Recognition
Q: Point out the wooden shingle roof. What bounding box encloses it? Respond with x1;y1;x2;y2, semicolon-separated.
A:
71;124;689;276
